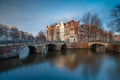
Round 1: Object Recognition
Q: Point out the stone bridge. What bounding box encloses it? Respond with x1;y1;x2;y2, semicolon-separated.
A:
88;42;109;52
17;41;112;54
0;41;120;59
0;42;68;59
88;42;109;48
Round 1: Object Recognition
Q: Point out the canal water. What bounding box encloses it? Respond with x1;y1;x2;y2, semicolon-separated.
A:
0;49;120;80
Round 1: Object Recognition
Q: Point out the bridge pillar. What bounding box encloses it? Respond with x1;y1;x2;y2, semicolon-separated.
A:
34;45;42;53
41;46;47;55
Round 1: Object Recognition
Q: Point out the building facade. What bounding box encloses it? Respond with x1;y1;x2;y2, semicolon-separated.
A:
0;23;34;43
46;20;80;42
114;35;120;41
46;20;115;43
0;24;16;41
64;20;79;42
60;21;65;41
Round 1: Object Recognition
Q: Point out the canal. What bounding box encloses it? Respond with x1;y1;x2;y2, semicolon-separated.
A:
0;49;120;80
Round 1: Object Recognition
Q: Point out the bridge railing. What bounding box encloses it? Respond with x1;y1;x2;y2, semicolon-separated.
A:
88;40;108;43
0;39;120;47
88;40;120;45
45;40;67;44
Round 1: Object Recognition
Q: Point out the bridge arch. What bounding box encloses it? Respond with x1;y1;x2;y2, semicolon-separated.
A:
61;43;67;50
17;45;38;59
18;45;37;54
89;42;108;48
90;43;106;52
46;44;58;51
28;46;37;53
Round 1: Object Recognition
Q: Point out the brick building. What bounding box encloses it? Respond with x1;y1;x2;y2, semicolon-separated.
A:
46;20;114;43
46;20;80;42
114;35;120;41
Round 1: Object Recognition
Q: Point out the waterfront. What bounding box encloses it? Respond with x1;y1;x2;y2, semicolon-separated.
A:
0;49;120;80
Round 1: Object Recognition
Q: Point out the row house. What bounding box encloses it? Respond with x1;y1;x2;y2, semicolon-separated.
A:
60;21;65;41
54;24;60;41
46;20;115;43
0;24;16;41
64;20;79;42
46;20;80;42
19;31;29;41
46;25;54;41
11;27;20;41
46;23;61;41
113;35;120;41
0;23;34;42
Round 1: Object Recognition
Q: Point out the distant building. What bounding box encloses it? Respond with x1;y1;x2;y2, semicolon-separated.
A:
64;20;80;42
0;23;31;42
46;20;114;43
46;20;80;42
114;35;120;41
46;26;51;41
60;21;65;41
54;23;60;41
0;24;15;41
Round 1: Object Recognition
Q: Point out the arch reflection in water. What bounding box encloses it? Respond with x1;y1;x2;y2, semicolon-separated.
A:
53;53;78;70
19;46;29;59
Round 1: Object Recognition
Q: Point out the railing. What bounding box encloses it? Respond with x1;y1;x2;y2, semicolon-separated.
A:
46;40;66;43
0;39;66;47
0;39;120;47
0;40;46;47
0;39;46;44
82;40;120;45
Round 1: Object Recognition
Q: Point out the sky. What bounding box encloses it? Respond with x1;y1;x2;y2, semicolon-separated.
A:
0;0;120;36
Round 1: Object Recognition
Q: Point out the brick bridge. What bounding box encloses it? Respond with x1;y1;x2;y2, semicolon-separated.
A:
17;41;109;53
88;42;108;47
0;41;120;59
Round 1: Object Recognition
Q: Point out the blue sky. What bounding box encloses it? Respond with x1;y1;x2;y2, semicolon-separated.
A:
0;0;120;35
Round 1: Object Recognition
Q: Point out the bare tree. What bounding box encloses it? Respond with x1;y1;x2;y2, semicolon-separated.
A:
107;30;113;42
81;12;102;42
37;30;46;41
108;4;120;33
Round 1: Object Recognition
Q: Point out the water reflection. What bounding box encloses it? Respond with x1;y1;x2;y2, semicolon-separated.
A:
19;46;29;59
97;57;119;80
0;49;120;80
53;53;78;70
